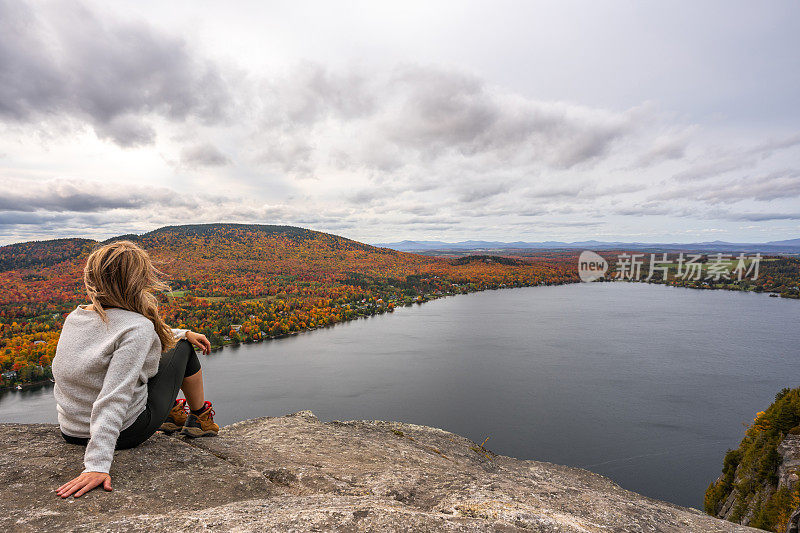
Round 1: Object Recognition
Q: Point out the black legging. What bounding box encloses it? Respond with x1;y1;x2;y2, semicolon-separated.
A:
61;339;201;448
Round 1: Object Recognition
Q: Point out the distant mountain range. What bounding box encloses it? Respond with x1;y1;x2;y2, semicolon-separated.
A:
373;238;800;254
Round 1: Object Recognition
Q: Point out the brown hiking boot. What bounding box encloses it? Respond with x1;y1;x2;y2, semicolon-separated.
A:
159;398;188;433
180;401;219;438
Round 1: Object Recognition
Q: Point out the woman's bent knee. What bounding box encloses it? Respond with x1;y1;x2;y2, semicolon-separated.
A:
184;348;201;379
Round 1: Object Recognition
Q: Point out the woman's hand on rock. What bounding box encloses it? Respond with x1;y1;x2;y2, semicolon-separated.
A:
55;471;112;498
186;331;211;355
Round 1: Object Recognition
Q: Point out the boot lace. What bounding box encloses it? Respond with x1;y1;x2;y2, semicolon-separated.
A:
201;401;215;420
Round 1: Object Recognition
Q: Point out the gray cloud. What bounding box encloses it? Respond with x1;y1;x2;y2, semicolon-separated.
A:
612;203;692;217
525;184;583;199
671;156;746;183
345;188;397;206
386;204;440;216
457;182;512;203
721;211;800;222
260;62;376;126
94;115;156;147
672;134;800;183
258;139;315;175
525;182;644;201
381;66;638;169
250;64;646;182
517;208;550;217
748;135;800;159
392;216;458;226
612;203;800;223
0;212;74;226
0;179;197;212
633;128;694;168
180;143;231;168
698;170;800;203
651;169;800;204
0;0;231;146
509;220;603;228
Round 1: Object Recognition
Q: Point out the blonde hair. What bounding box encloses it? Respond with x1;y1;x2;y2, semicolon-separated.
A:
83;240;176;352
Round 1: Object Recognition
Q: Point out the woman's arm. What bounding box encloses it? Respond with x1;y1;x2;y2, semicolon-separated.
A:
170;328;188;340
84;326;155;472
172;329;211;355
56;324;155;498
184;331;211;355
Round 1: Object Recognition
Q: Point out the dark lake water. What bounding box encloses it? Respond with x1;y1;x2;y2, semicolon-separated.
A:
2;283;799;509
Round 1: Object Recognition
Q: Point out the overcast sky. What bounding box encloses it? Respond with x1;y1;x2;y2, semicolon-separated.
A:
2;0;799;245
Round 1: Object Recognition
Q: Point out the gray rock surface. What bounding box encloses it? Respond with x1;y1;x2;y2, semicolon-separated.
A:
778;434;800;490
1;411;761;532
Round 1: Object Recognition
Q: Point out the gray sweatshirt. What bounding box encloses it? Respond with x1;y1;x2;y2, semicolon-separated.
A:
52;305;187;473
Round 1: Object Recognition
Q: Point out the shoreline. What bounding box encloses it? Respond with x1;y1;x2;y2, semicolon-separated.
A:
4;278;794;385
0;378;54;392
204;279;580;352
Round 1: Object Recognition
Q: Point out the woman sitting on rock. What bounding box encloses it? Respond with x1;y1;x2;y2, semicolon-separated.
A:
53;240;218;499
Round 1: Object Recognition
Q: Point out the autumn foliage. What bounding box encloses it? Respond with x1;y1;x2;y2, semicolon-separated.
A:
0;224;578;384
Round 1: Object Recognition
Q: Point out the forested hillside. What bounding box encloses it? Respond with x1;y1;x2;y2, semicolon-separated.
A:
706;388;800;532
0;224;577;385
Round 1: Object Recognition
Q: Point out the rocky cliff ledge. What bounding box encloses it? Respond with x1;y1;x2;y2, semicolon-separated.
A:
2;411;760;532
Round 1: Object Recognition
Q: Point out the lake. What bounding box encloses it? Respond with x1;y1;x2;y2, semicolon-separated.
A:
2;282;799;509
